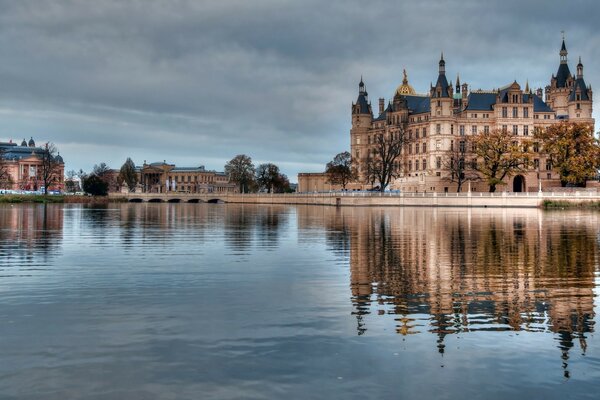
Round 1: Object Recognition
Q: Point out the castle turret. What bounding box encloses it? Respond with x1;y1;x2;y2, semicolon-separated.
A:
567;57;593;122
430;53;453;118
547;35;575;116
351;77;373;180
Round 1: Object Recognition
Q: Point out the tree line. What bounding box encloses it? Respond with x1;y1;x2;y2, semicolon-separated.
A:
224;155;291;193
324;121;600;192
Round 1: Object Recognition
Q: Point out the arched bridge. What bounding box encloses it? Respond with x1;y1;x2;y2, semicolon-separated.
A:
110;192;232;203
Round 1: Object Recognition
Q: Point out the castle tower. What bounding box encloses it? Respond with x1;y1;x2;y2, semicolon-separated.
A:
547;36;575;116
351;77;373;180
567;57;593;123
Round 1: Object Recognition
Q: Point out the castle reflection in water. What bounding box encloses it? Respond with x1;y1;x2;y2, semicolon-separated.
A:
297;206;599;376
2;203;598;378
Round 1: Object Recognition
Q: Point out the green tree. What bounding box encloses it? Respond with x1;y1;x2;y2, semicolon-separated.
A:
225;154;255;193
471;129;532;192
255;163;290;193
118;158;138;192
326;151;357;190
535;122;600;187
82;174;109;196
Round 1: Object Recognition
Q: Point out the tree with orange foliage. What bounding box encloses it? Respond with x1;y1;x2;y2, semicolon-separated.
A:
470;130;532;192
535;122;600;187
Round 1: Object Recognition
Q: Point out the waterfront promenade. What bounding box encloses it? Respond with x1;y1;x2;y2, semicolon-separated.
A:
109;190;600;208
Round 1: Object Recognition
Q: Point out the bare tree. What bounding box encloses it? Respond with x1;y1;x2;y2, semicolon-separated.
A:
118;158;138;192
326;151;357;190
39;143;63;195
0;147;13;189
441;137;480;192
366;131;406;192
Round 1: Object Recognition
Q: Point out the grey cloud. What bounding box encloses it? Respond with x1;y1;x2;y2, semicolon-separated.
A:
0;0;598;179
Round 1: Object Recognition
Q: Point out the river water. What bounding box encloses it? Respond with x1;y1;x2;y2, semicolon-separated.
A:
0;203;599;399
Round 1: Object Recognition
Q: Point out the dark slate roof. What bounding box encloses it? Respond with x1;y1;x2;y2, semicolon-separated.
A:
0;142;64;162
555;63;571;88
568;78;589;101
405;95;431;114
434;74;450;97
530;94;554;112
355;93;371;114
465;92;497;111
465;92;553;113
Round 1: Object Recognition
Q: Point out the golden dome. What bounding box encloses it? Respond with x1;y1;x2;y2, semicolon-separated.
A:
395;69;416;96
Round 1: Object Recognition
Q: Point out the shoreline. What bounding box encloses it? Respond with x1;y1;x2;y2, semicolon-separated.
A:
2;193;600;209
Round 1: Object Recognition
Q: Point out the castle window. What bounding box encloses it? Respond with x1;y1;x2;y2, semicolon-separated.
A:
523;108;529;118
436;124;441;134
533;142;539;152
451;124;454;135
356;137;361;144
513;125;518;135
534;159;539;169
577;103;581;110
459;141;466;153
415;160;419;171
545;160;552;171
547;173;552;180
408;144;412;155
436;157;441;169
534;114;539;119
450;140;454;151
422;159;427;170
422;142;427;153
423;128;427;137
577;94;581;101
523;125;529;136
502;107;508;118
415;128;419;138
409;161;412;171
437;100;441;107
484;125;489;134
459;125;465;136
436;140;441;149
512;107;518;118
415;144;419;154
368;135;371;144
502;125;507;133
471;125;477;135
471;159;477;169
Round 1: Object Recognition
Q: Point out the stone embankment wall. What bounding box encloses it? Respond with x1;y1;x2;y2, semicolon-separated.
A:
109;191;600;208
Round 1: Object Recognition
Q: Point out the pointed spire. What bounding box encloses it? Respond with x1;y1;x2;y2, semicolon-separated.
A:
577;56;583;78
560;32;568;64
456;73;461;91
438;52;446;76
525;80;529;93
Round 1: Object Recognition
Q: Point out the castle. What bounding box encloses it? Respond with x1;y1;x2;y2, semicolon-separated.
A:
348;38;594;192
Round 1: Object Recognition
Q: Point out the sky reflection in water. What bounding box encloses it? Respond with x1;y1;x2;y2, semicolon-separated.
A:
0;203;599;399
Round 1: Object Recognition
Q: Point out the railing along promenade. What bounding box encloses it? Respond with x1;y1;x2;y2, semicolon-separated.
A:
110;189;600;208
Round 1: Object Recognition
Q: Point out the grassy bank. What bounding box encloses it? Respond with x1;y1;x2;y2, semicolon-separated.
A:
542;200;600;209
0;195;128;204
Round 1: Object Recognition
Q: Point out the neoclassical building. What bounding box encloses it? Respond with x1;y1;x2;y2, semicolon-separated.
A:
349;39;594;192
140;161;236;194
0;137;65;191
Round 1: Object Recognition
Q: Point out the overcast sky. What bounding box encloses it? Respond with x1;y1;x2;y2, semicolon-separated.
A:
0;0;599;181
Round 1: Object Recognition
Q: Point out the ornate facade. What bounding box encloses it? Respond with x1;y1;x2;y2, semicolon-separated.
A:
0;137;65;191
350;39;594;192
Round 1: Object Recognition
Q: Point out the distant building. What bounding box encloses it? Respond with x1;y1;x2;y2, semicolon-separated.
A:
140;161;236;194
0;138;65;191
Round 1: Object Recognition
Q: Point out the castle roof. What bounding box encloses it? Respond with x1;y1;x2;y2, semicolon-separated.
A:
568;78;590;101
405;95;431;114
465;92;553;113
355;92;371;114
555;63;571;88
